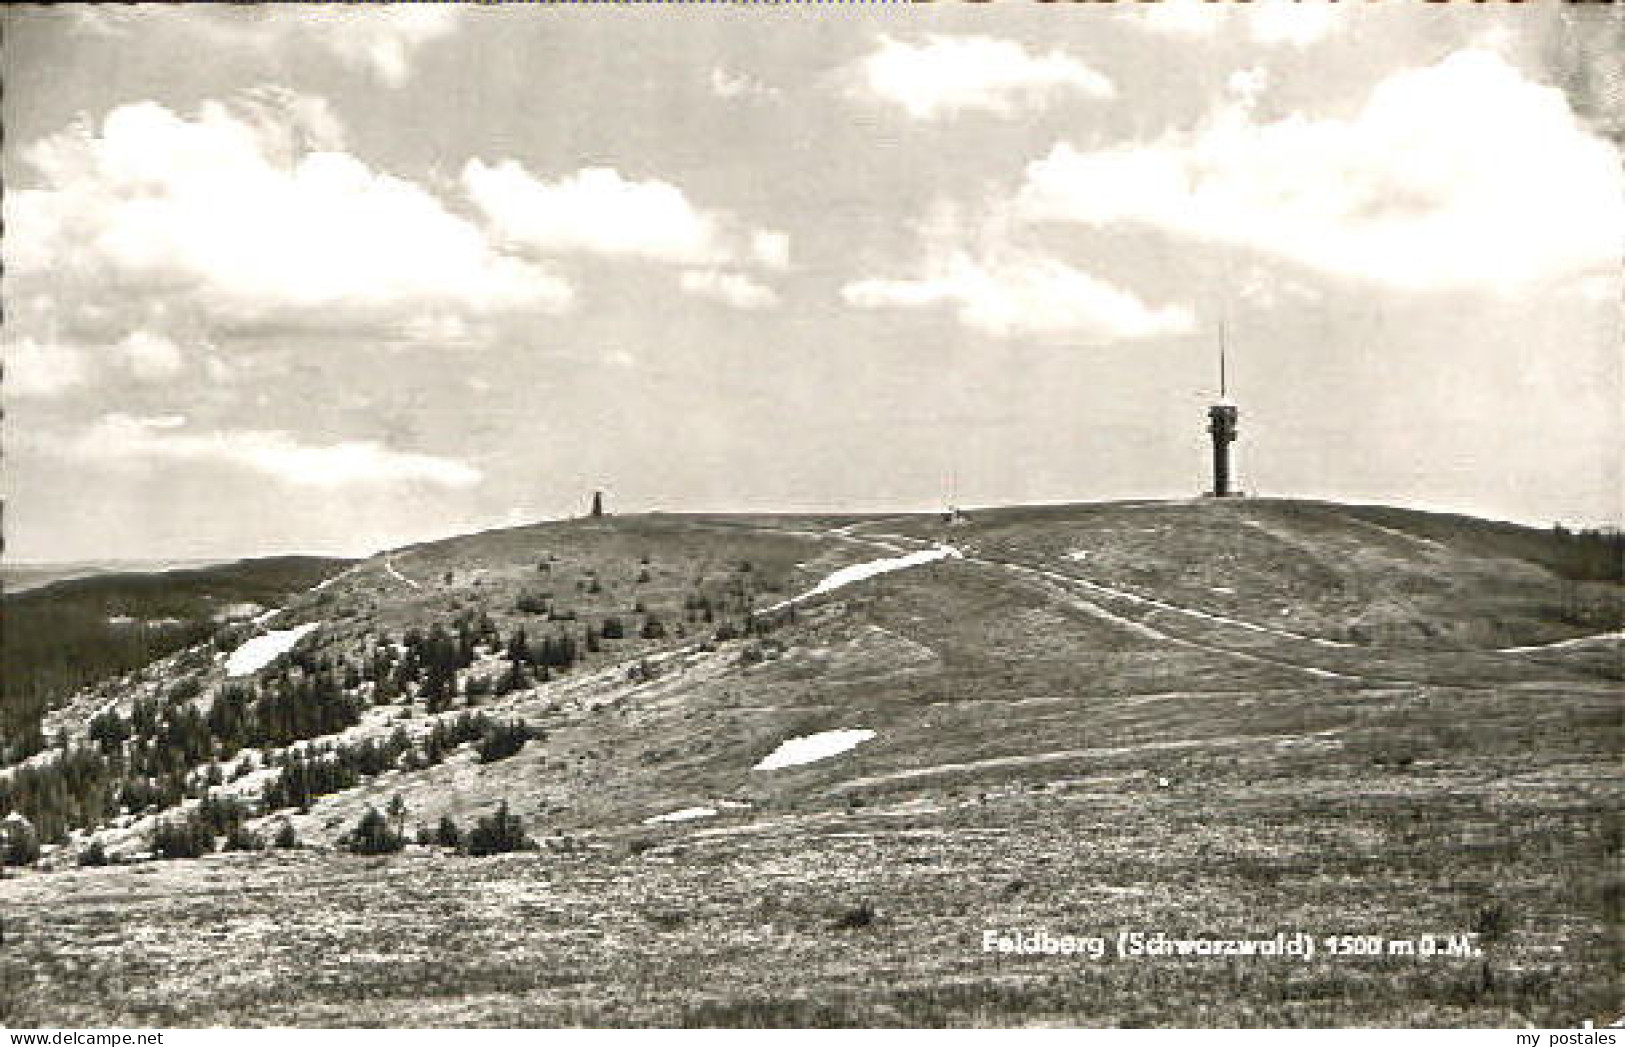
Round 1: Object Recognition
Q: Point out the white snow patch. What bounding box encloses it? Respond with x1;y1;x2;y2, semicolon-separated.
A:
1498;630;1625;654
642;806;718;825
767;545;961;611
225;622;321;677
754;728;876;771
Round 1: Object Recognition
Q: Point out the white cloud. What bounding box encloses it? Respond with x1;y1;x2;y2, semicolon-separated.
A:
7;328;215;398
60;414;482;489
1016;50;1625;291
1134;0;1340;46
855;34;1114;120
1226;66;1270;110
67;6;146;38
709;67;778;100
114;330;185;380
9;95;570;345
1237;265;1322;310
394;313;484;350
464;160;786;272
751;230;791;271
5;339;90;399
226;85;349;155
1246;0;1340;47
842;251;1194;342
302;5;462;87
1135;0;1214;38
73;6;462;87
679;270;780;310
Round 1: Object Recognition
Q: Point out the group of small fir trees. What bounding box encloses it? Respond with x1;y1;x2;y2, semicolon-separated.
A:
260;712;534;811
344;795;530;858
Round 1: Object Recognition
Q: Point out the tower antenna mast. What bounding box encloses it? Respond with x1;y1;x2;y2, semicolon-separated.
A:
1206;319;1240;498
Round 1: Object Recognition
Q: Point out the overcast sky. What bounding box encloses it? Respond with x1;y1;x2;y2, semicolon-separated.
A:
3;2;1620;561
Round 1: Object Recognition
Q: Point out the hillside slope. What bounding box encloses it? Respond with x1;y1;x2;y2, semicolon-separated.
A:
2;499;1619;1027
1;555;353;754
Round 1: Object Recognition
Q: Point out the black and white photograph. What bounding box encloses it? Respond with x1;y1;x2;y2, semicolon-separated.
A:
1;0;1620;1033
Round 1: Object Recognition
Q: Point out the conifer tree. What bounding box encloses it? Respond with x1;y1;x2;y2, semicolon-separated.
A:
386;793;408;840
345;807;402;855
467;800;529;857
434;814;463;850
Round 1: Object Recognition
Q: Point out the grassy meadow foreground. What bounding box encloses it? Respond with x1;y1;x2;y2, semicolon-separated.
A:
1;500;1620;1027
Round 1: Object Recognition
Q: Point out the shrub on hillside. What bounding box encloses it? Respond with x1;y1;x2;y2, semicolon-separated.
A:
834;900;877;929
0;816;40;868
476;719;535;764
193;794;249;838
344;807;403;855
466;800;530;857
223;824;264;852
153;815;214;860
87;711;130;754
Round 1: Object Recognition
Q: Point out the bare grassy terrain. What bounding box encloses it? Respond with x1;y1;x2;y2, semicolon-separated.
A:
2;499;1619;1027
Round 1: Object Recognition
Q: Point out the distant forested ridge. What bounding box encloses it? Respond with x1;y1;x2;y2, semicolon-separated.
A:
2;556;351;759
1330;506;1624;584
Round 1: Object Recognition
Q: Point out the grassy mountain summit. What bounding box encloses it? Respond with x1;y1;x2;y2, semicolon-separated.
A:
1;499;1620;1026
